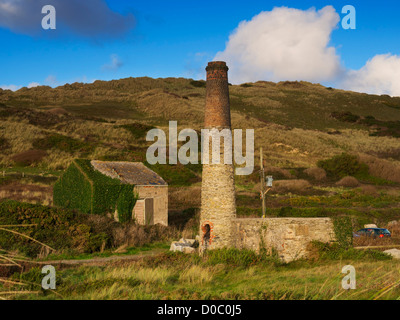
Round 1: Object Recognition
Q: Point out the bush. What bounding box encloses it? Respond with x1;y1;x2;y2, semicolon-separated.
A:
309;241;391;261
317;153;369;180
190;80;206;88
33;134;92;153
11;150;47;166
274;179;311;194
118;123;155;139
112;223;178;248
0;200;113;257
358;185;378;196
303;167;326;181
336;176;360;187
203;248;280;267
332;216;353;249
331;111;360;123
358;154;400;183
145;162;200;186
0;137;10;150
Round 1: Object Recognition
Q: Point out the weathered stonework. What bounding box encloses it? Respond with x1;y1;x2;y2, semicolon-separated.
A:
232;218;336;262
133;185;168;226
197;61;336;262
200;61;236;252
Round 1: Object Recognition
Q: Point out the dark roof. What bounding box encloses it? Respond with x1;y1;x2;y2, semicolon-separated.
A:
90;160;167;186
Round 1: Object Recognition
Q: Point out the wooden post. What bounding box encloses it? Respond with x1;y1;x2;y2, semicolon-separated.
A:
260;148;266;218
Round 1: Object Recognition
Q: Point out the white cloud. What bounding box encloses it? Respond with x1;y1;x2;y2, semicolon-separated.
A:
0;84;20;91
45;75;58;86
102;54;123;71
215;6;342;84
27;82;40;88
342;54;400;96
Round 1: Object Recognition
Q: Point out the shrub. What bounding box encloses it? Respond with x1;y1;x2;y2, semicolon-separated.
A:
190;80;206;88
317;153;369;180
265;166;294;179
359;185;378;196
358;154;400;183
274;179;311;194
0;137;10;150
304;167;326;181
145;162;200;186
112;223;178;248
33;133;92;153
336;176;360;187
331;111;360;123
0;200;113;257
332;216;353;249
309;241;391;261
203;248;280;267
11;150;47;166
118;123;155;139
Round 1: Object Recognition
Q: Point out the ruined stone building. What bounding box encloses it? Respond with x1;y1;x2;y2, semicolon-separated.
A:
54;160;168;226
199;62;335;262
91;161;168;226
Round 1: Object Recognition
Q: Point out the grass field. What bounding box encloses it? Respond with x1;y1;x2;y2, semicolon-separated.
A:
3;249;400;300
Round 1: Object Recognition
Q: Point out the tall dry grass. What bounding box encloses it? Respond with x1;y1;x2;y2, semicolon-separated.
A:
273;179;311;194
359;154;400;183
336;176;360;187
304;167;327;181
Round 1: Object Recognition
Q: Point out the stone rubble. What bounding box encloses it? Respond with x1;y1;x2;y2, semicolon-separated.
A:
170;238;199;254
384;249;400;260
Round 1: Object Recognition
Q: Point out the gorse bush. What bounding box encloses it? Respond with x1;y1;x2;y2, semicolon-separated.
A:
0;200;112;257
189;80;206;88
118;123;155;139
145;162;200;186
33;133;92;153
331;111;360;123
335;176;360;187
317;153;369;180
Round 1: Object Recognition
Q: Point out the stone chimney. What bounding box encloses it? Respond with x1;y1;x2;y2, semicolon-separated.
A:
199;61;236;253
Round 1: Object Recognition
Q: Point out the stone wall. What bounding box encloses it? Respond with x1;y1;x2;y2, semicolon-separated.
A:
232;218;336;262
133;185;168;226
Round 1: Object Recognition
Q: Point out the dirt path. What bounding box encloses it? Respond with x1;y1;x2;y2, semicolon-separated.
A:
32;249;167;266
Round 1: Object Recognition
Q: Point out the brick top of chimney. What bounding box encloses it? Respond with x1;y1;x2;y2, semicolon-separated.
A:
204;61;231;128
206;61;229;81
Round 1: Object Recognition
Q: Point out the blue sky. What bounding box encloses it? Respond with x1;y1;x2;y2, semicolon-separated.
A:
1;0;400;95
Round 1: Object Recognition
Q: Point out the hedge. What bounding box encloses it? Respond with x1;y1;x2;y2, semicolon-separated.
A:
0;200;111;257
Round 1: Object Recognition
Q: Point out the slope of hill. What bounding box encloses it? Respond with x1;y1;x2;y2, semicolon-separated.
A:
0;77;399;171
